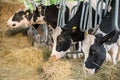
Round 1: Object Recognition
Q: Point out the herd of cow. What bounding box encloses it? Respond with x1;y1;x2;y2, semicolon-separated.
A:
5;0;120;75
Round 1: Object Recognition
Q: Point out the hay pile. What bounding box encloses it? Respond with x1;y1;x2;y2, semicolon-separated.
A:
0;2;120;80
0;2;24;23
40;59;85;80
0;47;46;80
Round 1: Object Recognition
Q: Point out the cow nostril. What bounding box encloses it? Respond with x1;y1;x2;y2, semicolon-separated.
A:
12;24;16;26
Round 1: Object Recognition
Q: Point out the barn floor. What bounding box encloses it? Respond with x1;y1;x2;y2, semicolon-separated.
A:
0;2;120;80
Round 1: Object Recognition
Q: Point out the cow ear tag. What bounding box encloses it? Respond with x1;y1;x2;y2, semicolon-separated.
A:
26;12;29;16
85;32;88;36
108;38;111;41
72;26;77;30
72;26;77;32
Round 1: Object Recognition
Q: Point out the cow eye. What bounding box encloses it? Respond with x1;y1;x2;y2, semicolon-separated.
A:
12;24;16;26
59;37;64;42
92;50;96;54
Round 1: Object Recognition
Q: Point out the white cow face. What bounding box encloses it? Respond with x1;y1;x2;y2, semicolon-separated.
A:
50;27;71;60
6;10;31;28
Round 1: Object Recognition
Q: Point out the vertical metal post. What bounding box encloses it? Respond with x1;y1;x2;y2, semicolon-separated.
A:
80;1;86;31
89;0;92;30
114;0;119;31
104;0;109;15
57;0;66;27
43;24;48;43
30;0;36;10
99;0;103;24
70;0;81;19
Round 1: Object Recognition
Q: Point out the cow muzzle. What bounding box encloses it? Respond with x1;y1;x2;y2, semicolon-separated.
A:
5;22;9;27
84;67;95;75
49;55;59;61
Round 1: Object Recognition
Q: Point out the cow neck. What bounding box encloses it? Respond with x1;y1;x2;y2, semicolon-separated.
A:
64;3;83;30
61;2;84;42
41;5;59;29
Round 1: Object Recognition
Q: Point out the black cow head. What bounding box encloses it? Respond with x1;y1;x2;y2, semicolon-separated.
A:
56;30;71;52
50;24;85;60
6;7;45;28
84;30;118;74
50;27;72;59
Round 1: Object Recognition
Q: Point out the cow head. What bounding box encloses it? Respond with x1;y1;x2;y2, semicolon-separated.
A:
6;9;30;28
50;27;72;60
84;30;117;74
6;7;45;28
50;25;85;60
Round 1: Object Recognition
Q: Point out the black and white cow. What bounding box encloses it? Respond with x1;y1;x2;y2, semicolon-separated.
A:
6;4;71;50
83;30;119;74
6;3;71;29
50;0;107;59
6;8;44;28
84;0;120;74
50;1;102;59
6;4;70;43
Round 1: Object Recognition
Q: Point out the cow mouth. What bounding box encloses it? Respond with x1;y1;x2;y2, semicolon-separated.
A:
49;55;58;61
84;67;95;75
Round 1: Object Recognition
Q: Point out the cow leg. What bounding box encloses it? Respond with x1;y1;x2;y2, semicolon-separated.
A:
117;36;120;61
109;44;118;65
106;52;111;62
117;46;120;62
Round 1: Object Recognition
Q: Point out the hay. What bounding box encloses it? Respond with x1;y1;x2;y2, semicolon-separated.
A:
0;47;44;80
0;2;120;80
40;59;85;80
0;22;50;80
0;39;50;80
1;0;20;2
86;62;120;80
0;2;24;23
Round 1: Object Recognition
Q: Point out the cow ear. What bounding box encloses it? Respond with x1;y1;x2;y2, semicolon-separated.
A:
100;30;117;44
16;8;23;12
53;27;62;39
62;26;71;33
34;7;38;12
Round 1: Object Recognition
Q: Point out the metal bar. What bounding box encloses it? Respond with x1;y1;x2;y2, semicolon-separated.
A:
70;0;81;20
104;0;109;15
57;0;66;27
89;0;92;29
114;0;120;31
62;0;66;27
94;0;101;30
66;51;83;54
43;23;48;43
99;0;103;24
80;1;86;31
30;0;36;10
83;4;89;31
